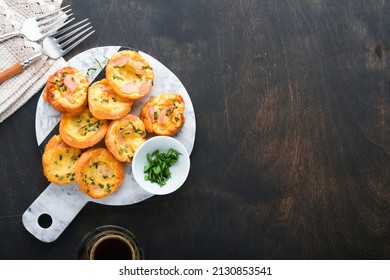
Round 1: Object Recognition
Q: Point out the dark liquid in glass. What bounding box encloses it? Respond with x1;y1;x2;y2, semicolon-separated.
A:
92;236;134;260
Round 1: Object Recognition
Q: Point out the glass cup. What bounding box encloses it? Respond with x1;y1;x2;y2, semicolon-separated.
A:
77;225;144;260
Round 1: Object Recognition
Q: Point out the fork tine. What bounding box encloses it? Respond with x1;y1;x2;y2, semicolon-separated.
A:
61;30;95;56
52;18;89;38
57;22;91;44
40;17;75;38
60;25;93;48
38;9;71;26
35;5;71;20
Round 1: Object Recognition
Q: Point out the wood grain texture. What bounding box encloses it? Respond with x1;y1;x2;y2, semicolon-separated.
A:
1;0;390;259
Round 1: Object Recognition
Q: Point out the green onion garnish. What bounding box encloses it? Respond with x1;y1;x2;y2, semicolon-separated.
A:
143;148;181;187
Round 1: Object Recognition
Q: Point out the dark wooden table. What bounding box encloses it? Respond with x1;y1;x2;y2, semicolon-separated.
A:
1;0;390;260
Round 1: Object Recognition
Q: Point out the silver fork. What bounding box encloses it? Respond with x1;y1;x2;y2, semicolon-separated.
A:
0;5;73;42
0;19;95;85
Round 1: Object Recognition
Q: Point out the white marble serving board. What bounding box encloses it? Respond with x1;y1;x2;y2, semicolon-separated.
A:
22;46;196;243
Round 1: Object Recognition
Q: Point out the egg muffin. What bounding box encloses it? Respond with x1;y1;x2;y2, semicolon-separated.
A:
42;135;82;185
140;93;185;136
105;114;146;162
106;50;154;100
59;107;109;149
75;148;124;199
88;78;133;120
44;66;89;115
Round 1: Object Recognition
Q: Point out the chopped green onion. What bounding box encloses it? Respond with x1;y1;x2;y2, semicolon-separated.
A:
143;148;181;187
86;67;97;77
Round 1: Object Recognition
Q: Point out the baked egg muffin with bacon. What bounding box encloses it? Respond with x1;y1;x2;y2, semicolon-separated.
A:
88;78;133;120
106;50;154;100
105;114;146;162
140;93;185;136
59;107;109;149
75;148;124;199
42;135;82;185
44;66;89;115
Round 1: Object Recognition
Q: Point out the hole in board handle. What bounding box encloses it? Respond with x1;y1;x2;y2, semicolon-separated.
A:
38;213;53;229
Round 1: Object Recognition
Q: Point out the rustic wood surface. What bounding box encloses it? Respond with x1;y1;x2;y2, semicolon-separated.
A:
1;0;390;259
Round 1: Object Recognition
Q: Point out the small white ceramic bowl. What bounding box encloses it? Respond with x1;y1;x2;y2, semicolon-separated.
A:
132;136;190;195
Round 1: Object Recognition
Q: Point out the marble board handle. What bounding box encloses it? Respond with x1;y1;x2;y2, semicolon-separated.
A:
22;183;89;243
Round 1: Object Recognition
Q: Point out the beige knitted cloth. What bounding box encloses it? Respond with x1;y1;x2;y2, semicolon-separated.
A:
0;0;67;123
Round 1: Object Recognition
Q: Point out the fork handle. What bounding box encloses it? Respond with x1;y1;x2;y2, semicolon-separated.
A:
0;52;43;85
0;31;22;42
0;62;23;85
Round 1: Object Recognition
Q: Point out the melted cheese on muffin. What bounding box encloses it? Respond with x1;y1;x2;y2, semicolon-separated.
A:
59;107;108;149
140;93;185;136
106;50;154;100
75;148;124;199
44;66;89;115
88;78;133;120
105;114;146;162
42;135;82;184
